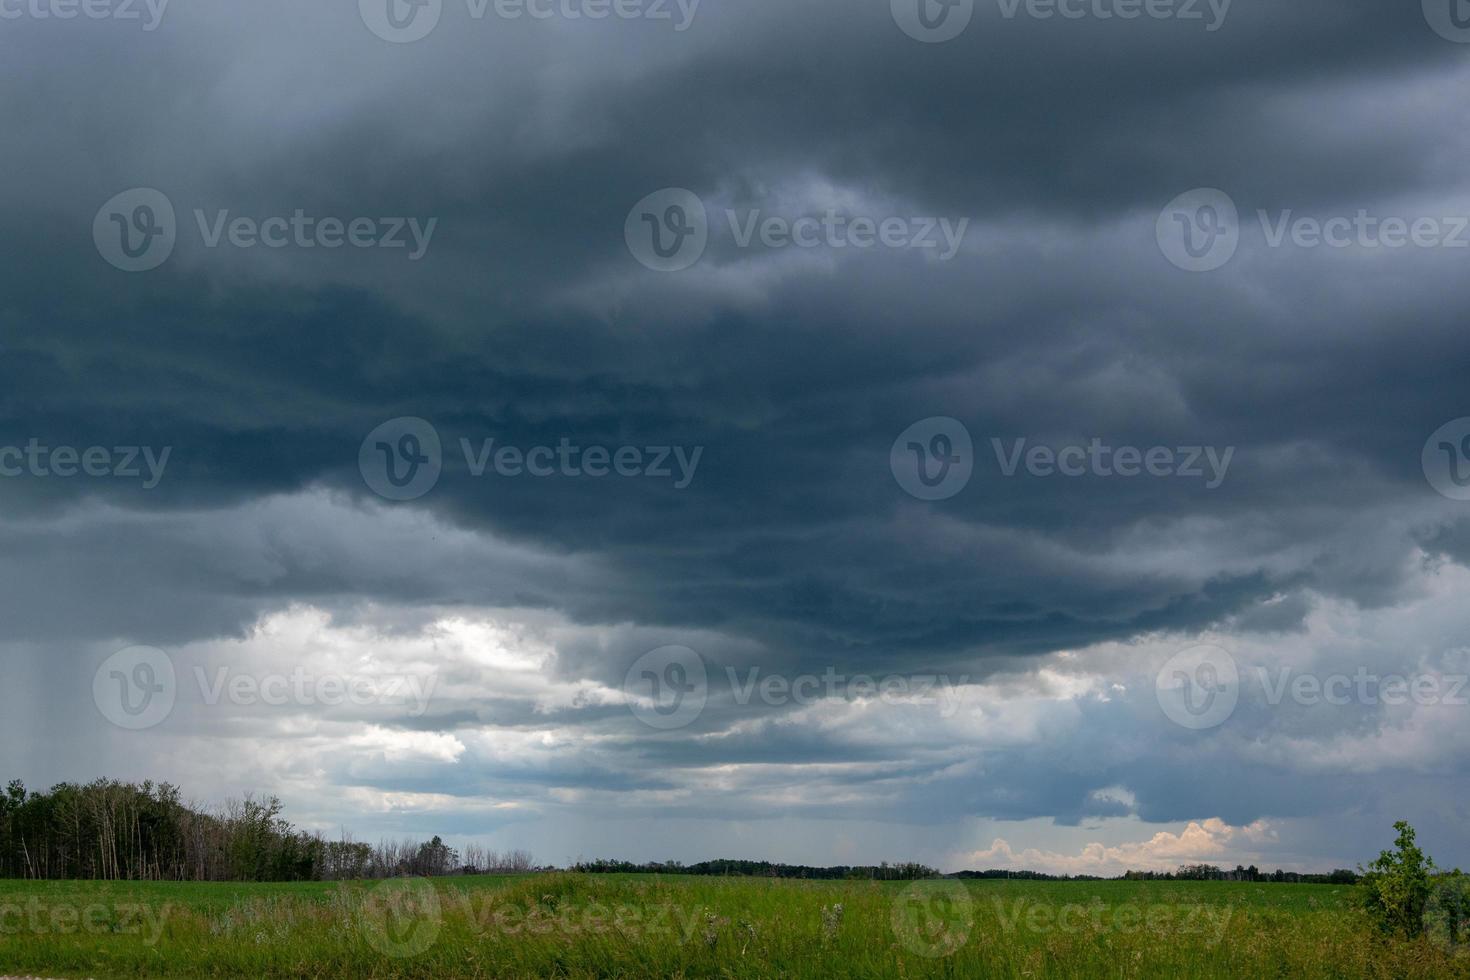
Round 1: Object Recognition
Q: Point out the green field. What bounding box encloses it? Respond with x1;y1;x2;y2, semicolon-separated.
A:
0;873;1465;978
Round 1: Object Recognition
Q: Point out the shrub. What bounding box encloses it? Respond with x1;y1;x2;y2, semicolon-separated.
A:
1356;821;1436;938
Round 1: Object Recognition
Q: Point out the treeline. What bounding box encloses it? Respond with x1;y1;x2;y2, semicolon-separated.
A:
953;869;1104;881
573;859;940;880
0;780;532;882
1122;863;1359;884
575;857;1361;884
0;778;1365;885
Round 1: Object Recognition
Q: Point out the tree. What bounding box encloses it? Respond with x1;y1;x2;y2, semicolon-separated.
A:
1425;873;1470;952
1357;821;1437;938
411;836;459;877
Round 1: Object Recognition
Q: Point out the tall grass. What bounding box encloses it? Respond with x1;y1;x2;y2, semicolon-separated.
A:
0;874;1465;978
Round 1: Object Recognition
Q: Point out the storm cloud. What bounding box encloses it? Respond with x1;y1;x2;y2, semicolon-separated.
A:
1;0;1468;872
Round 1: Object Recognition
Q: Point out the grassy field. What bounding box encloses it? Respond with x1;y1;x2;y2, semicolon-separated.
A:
1;873;1466;978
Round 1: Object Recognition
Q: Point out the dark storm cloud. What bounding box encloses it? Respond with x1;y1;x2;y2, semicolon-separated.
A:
2;0;1470;859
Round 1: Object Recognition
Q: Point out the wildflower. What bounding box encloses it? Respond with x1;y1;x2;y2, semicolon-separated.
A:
821;903;844;940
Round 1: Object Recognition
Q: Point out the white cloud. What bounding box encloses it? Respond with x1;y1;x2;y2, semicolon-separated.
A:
963;818;1277;876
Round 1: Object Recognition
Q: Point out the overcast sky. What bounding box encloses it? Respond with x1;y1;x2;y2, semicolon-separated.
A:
2;0;1469;875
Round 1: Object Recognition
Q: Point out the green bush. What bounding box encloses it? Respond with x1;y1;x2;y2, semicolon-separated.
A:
1357;821;1437;938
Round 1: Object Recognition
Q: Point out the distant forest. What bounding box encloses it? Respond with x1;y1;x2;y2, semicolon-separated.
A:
0;779;532;882
2;779;1357;884
576;859;1358;884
